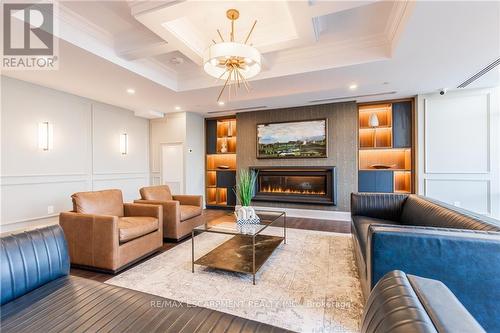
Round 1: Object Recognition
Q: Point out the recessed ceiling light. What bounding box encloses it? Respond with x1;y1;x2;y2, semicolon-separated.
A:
218;101;225;106
349;84;358;90
126;88;135;94
174;106;181;111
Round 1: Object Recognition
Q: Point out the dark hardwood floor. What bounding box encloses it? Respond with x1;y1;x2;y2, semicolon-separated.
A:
70;209;350;282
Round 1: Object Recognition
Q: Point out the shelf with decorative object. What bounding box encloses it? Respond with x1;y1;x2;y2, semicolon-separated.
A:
206;117;237;209
358;100;414;193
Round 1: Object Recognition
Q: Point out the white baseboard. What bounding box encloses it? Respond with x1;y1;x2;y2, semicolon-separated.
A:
237;205;351;221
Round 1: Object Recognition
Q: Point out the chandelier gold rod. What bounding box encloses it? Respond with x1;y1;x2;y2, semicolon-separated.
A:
217;29;225;42
241;71;251;92
236;69;250;92
217;69;232;102
244;20;257;44
231;19;234;42
234;68;239;90
228;69;232;100
231;64;239;88
235;66;241;88
214;68;229;86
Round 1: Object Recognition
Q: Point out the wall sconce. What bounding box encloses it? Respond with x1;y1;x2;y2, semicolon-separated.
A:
120;133;128;155
38;121;53;151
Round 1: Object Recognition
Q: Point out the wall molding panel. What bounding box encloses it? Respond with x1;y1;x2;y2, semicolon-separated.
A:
417;87;499;219
1;77;150;232
423;92;491;175
1;174;89;186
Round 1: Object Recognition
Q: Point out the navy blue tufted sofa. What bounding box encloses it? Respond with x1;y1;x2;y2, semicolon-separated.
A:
351;193;500;333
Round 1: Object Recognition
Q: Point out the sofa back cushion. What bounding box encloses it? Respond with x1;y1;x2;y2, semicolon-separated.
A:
72;189;124;216
140;185;173;201
351;193;408;221
401;195;500;231
1;225;70;305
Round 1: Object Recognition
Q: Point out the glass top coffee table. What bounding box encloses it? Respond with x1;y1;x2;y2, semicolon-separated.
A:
192;210;286;285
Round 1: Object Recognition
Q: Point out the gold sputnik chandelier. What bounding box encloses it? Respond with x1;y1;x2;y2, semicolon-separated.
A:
203;9;261;102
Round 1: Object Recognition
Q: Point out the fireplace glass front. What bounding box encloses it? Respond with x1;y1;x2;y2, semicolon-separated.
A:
259;175;326;195
251;167;336;205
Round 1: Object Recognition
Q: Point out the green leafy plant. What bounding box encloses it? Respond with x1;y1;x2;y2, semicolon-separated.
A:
235;169;257;206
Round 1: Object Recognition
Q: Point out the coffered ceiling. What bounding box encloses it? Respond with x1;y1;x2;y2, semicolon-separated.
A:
3;1;499;116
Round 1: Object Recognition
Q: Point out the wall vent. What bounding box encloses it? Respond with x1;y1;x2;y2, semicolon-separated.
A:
457;58;500;88
308;91;397;104
207;106;267;114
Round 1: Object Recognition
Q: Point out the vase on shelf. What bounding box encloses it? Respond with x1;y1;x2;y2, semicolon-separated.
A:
369;113;379;127
369;113;379;147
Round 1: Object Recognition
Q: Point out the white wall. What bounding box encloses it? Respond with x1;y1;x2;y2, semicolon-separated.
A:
417;87;500;219
184;112;205;197
1;76;150;232
150;112;205;200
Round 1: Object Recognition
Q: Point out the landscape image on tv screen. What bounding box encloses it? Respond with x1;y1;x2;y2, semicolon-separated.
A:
257;119;327;158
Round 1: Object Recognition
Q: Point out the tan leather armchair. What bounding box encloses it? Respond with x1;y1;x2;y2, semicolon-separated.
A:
59;189;163;273
135;185;203;241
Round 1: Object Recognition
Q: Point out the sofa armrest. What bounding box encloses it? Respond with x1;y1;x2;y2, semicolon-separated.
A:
59;212;118;269
350;192;408;220
172;195;203;207
362;270;486;333
124;203;162;220
367;225;500;332
408;274;486;333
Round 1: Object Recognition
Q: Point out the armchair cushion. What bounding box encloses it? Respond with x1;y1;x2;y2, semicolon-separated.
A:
180;205;202;221
71;189;124;216
139;185;173;201
118;217;159;243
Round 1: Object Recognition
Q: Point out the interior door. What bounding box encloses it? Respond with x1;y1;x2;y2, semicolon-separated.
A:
161;143;184;195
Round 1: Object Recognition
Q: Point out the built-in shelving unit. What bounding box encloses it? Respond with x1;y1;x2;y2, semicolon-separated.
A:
205;117;237;209
358;100;414;194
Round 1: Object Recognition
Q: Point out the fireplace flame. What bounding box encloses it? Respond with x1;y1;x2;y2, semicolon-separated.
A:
261;185;325;195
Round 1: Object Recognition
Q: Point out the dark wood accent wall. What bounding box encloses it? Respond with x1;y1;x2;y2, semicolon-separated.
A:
236;102;357;211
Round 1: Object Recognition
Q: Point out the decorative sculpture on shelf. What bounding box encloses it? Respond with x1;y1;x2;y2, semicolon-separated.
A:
369;113;379;147
220;138;228;153
234;169;259;224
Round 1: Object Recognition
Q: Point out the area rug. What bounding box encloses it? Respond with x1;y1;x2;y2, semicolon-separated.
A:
106;227;364;333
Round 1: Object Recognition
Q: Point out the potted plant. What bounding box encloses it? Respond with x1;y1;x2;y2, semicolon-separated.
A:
234;169;258;222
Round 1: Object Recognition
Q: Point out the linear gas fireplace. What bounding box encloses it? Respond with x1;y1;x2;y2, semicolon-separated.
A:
250;167;336;205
